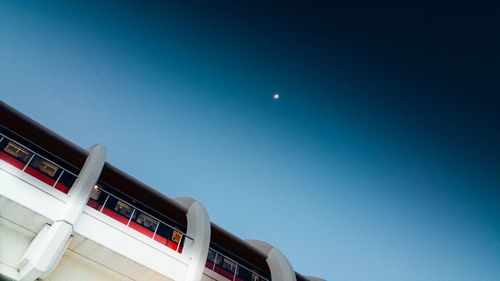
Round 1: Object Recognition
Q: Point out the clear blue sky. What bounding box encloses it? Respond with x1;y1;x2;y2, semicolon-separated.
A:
1;1;499;281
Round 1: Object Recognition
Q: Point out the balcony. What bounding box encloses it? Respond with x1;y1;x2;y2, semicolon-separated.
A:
205;248;270;281
0;133;78;196
86;186;190;254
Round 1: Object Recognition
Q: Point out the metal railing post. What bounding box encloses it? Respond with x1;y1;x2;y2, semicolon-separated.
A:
127;209;136;226
213;252;217;270
52;170;64;187
100;194;110;212
152;222;160;239
22;153;36;171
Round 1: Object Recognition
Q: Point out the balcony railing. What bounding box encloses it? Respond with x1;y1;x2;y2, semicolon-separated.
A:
206;248;270;281
0;133;78;194
87;186;191;254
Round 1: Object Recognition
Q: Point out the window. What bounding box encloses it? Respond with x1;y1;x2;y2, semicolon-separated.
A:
236;266;253;281
29;156;59;177
215;253;223;266
155;222;173;244
222;257;237;274
114;200;134;218
207;249;217;262
135;212;158;231
171;229;183;243
3;142;32;162
90;186;102;200
57;172;77;189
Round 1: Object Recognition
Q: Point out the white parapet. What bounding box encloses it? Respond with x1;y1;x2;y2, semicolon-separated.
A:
175;197;211;281
73;211;189;280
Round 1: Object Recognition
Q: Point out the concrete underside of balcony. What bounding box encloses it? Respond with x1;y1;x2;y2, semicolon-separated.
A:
0;166;186;281
0;194;175;281
46;234;174;281
0;195;47;281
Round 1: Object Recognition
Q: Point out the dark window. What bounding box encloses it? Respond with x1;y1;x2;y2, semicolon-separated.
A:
208;246;270;281
237;266;253;281
134;211;158;231
215;253;223;267
103;196;118;210
3;141;32;163
222;257;237;274
29;155;60;178
155;222;173;244
207;249;217;262
90;186;102;200
87;187;107;210
114;200;134;218
58;172;77;188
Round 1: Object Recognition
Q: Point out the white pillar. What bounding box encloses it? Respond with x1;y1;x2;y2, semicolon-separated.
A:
16;144;107;281
246;240;297;281
175;197;211;281
57;144;107;224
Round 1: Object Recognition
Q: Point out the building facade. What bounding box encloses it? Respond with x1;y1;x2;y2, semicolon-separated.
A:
0;101;322;281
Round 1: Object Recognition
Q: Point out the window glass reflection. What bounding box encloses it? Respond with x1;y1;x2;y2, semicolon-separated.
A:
3;142;32;162
114;200;134;218
29;156;59;177
135;212;158;231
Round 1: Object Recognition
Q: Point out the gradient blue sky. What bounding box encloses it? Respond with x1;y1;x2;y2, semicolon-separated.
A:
1;1;499;281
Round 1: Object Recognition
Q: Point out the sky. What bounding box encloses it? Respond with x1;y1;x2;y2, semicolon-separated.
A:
1;1;499;281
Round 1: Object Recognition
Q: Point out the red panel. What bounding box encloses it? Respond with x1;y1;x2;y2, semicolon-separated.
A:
154;234;168;245
25;166;55;186
55;182;70;194
0;152;26;169
205;260;214;269
167;240;179;251
102;208;129;224
214;266;235;280
129;221;154;238
87;199;101;210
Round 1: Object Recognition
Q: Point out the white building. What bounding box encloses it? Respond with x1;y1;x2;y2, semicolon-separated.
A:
0;101;323;281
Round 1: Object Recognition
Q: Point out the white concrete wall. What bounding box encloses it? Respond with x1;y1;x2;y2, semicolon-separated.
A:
76;209;189;280
0;165;66;221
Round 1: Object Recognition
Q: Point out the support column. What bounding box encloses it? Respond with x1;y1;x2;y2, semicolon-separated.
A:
16;144;107;281
175;197;211;281
246;240;297;281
